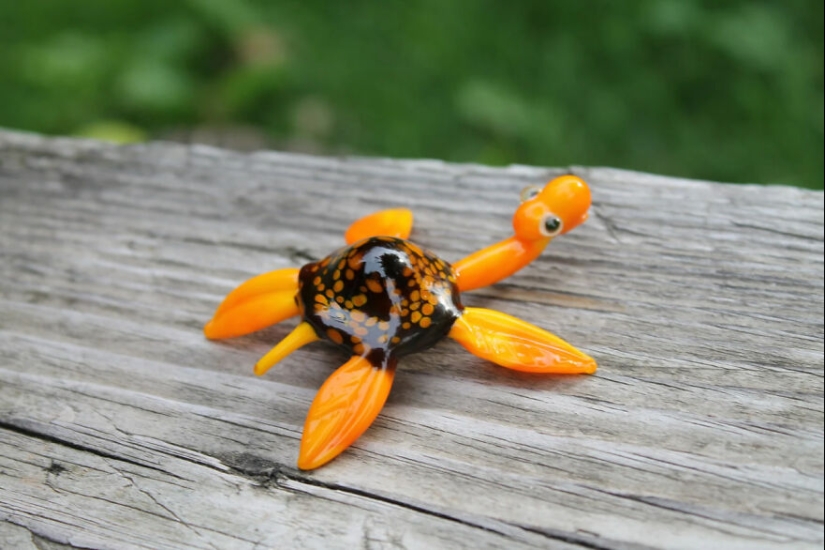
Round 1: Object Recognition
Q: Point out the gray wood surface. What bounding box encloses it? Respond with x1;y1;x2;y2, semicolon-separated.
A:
0;128;822;550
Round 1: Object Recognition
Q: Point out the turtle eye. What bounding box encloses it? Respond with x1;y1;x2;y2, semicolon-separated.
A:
519;185;542;203
540;214;564;237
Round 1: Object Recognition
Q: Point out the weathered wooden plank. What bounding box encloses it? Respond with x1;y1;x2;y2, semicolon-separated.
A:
0;128;822;549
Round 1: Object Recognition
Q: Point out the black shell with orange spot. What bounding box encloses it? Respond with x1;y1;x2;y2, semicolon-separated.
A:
297;236;463;367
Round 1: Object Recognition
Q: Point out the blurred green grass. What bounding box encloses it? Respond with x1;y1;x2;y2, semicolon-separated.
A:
0;0;822;188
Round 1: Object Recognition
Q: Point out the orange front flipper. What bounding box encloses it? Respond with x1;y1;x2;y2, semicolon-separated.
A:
204;268;301;340
449;307;597;374
345;208;414;244
298;356;396;470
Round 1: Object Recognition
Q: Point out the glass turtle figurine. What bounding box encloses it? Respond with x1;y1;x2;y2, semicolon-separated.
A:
204;174;597;470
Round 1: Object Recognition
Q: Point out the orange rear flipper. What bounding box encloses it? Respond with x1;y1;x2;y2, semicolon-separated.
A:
298;356;396;470
204;268;300;339
345;208;414;244
449;307;596;374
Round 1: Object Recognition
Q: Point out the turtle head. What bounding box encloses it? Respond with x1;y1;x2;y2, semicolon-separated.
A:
512;175;591;242
452;174;593;293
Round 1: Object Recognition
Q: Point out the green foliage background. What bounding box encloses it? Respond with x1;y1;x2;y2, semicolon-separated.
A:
1;0;822;188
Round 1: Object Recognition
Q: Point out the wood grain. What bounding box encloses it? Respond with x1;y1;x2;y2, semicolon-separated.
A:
0;129;822;549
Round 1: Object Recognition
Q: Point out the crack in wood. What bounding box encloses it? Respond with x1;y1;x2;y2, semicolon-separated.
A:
220;451;630;549
0;420;173;479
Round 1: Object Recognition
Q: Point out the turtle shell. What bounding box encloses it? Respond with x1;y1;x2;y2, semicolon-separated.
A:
298;237;463;367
